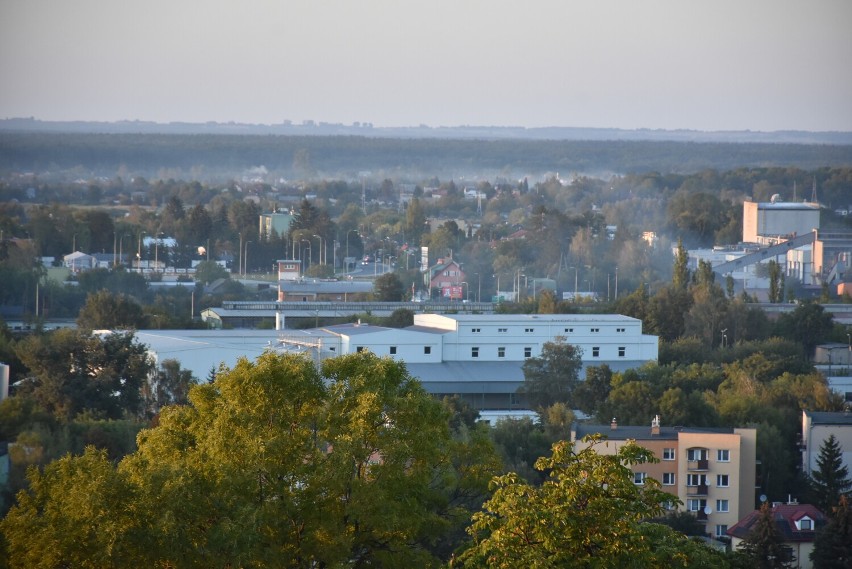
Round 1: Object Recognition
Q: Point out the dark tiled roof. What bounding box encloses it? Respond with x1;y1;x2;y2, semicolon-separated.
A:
573;423;737;441
727;504;826;542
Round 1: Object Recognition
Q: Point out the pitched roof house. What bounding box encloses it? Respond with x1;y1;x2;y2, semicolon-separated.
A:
727;502;826;568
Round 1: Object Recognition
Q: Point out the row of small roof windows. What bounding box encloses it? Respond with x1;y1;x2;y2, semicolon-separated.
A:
470;326;629;334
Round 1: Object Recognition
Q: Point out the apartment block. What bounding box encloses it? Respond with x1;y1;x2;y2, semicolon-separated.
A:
572;416;757;540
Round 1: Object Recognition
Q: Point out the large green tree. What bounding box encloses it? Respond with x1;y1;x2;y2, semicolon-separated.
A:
457;436;728;568
518;336;583;410
14;329;153;420
76;289;147;330
373;271;405;301
2;351;499;567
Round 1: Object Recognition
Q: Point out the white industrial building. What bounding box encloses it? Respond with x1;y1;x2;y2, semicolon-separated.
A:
277;313;659;409
135;313;658;411
742;200;820;245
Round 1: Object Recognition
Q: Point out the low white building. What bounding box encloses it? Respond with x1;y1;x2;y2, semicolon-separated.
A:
278;313;658;409
134;313;658;411
63;251;97;271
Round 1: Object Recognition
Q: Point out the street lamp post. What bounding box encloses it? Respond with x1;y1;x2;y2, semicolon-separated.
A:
346;229;359;272
300;239;311;271
721;328;728;348
244;241;251;276
615;266;619;299
313;234;324;267
570;266;578;302
137;231;145;272
154;232;164;273
475;272;480;303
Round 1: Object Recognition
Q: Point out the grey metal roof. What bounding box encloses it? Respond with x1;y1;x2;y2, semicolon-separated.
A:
804;410;852;425
574;423;738;441
440;313;641;323
320;323;395;336
203;308;278;318
279;281;374;293
404;325;452;334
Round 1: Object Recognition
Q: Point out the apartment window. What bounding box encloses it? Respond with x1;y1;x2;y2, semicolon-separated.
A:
356;346;364;353
662;473;676;486
471;328;481;333
717;449;730;462
564;328;574;333
389;346;397;355
592;347;600;357
633;472;646;485
798;518;813;530
616;327;625;333
687;474;706;487
525;327;534;333
424;346;431;355
471;347;479;358
663;448;675;461
498;346;505;358
591;327;600;333
715;525;728;538
498;328;508;333
618;346;626;357
716;499;729;513
524;347;532;358
687;499;706;512
687;448;708;461
716;474;729;487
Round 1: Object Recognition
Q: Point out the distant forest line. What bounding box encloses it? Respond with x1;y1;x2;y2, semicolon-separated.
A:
2;132;852;182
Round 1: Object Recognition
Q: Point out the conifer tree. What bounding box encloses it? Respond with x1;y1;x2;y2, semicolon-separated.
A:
811;494;852;569
810;434;852;512
738;502;796;569
673;237;690;290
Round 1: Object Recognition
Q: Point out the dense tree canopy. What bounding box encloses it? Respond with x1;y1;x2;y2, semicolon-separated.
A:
13;329;153;420
1;351;500;567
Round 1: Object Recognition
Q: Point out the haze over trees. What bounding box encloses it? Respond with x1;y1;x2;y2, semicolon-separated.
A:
1;133;851;565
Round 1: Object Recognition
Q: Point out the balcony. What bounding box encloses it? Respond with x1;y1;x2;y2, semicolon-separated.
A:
687;484;709;496
687;459;709;471
696;510;708;521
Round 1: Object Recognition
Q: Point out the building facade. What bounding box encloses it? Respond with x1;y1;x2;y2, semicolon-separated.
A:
277;313;659;409
742;200;820;245
573;417;757;541
801;410;852;477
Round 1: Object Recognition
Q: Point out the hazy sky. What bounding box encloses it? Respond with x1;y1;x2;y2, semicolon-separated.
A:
2;0;851;132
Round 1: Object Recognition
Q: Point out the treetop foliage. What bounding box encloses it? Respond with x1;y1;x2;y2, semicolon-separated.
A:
457;435;730;568
1;351;500;568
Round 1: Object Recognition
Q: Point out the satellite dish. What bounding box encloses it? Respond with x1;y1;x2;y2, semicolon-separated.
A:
770;193;781;203
760;494;768;503
703;506;712;515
